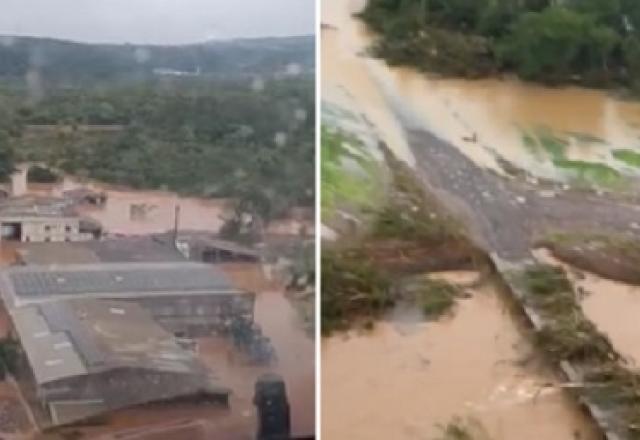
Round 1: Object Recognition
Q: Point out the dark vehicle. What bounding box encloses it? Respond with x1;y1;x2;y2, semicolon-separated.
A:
254;373;291;440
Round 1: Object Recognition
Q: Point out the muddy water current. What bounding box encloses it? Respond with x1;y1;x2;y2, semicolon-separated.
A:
322;0;640;181
321;272;599;439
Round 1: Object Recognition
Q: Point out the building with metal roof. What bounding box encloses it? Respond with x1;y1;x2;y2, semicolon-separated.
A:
0;196;101;243
0;261;255;337
10;299;228;427
16;236;186;266
0;260;258;427
154;231;261;263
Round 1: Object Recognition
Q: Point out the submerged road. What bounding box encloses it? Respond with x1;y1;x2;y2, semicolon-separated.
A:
402;127;640;261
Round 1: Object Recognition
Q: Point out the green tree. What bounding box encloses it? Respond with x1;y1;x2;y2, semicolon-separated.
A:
0;130;15;182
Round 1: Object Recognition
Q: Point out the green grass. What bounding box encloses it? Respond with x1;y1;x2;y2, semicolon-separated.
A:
566;131;607;144
553;159;624;188
613;149;640;168
321;125;382;219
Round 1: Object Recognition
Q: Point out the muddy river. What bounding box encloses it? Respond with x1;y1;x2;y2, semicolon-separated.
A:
322;0;640;182
322;273;598;439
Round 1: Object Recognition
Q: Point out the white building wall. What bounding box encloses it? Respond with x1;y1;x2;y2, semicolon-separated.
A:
16;219;88;242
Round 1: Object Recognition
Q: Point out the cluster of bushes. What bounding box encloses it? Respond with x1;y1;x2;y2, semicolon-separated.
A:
360;0;640;89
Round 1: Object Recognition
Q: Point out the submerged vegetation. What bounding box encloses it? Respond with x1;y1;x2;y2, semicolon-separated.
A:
520;126;627;187
417;278;463;318
553;159;624;187
360;0;640;90
515;262;640;437
521;263;618;363
433;416;491;440
321;248;393;334
613;149;640;168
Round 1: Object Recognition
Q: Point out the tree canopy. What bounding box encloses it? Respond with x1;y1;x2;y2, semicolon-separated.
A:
360;0;640;89
6;75;314;224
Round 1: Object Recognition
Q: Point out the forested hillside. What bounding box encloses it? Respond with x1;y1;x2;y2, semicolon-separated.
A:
0;35;315;226
0;35;314;83
360;0;640;89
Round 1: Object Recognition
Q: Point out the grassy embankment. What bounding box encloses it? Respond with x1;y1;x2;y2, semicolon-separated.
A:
322;129;482;333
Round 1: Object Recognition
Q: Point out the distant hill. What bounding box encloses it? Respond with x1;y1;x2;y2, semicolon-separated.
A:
0;35;315;84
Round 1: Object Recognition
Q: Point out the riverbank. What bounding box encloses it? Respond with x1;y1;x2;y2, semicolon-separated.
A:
358;0;640;91
321;144;483;334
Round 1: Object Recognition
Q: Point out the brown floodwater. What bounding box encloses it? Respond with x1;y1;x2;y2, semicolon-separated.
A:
322;0;415;166
25;176;230;235
322;0;640;179
322;273;599;439
535;248;640;366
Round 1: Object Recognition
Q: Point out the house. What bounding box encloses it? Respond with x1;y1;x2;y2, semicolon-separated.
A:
0;196;101;242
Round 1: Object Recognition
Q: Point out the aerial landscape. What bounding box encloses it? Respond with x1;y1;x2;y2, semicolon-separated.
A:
0;2;315;439
321;0;640;439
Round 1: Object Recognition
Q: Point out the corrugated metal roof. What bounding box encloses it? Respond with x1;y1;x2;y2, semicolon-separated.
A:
18;243;101;265
11;298;213;385
11;306;87;384
4;262;236;300
0;196;76;218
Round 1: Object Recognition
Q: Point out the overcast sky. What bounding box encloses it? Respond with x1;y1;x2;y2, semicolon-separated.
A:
0;0;315;45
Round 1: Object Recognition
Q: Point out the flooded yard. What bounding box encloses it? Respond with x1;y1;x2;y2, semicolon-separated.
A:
0;172;314;438
22;176;230;235
322;274;598;440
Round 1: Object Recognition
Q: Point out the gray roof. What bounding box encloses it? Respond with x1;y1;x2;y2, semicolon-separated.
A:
0;196;77;219
159;231;261;258
1;262;238;306
86;237;185;263
17;243;102;265
12;299;211;385
17;238;184;266
12;306;87;384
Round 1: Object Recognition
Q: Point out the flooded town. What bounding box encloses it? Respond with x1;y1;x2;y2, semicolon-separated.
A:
0;1;316;438
0;164;315;439
322;0;640;439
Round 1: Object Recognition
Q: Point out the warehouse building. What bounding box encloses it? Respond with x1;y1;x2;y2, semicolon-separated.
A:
0;261;258;427
10;299;228;427
0;262;255;337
